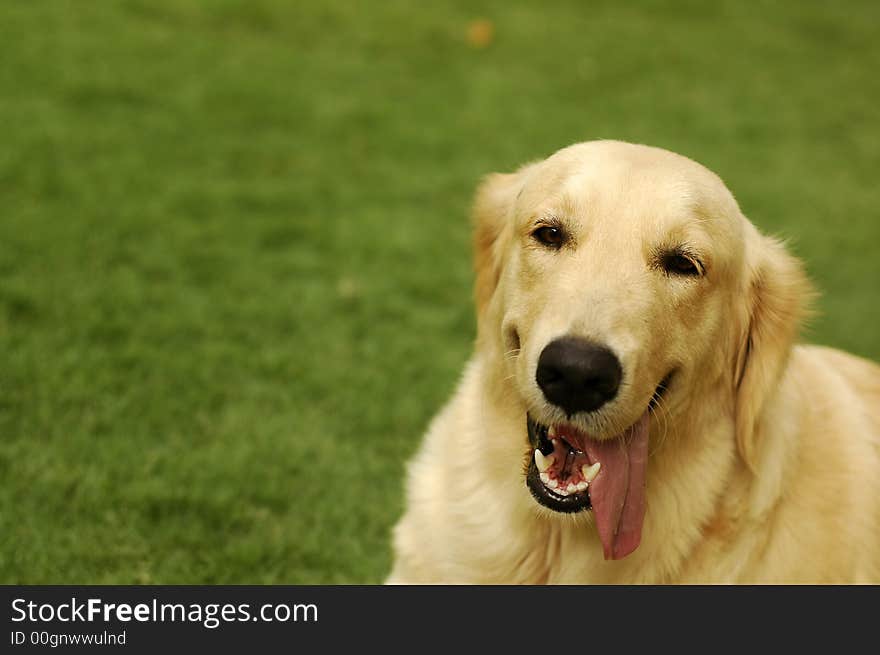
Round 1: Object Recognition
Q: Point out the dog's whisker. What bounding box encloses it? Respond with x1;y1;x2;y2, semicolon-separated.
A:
648;392;675;457
647;406;664;457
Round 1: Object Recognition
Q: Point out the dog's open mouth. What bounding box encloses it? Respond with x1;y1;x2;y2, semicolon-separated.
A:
526;412;651;560
524;374;672;559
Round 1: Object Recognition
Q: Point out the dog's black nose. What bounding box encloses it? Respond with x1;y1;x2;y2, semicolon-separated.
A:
536;337;622;415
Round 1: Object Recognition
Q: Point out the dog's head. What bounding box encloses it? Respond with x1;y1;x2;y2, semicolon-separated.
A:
473;141;811;559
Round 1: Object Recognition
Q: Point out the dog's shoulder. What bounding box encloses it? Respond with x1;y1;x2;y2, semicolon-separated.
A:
797;344;880;405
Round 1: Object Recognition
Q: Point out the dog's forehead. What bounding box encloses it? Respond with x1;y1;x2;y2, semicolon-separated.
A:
519;141;739;231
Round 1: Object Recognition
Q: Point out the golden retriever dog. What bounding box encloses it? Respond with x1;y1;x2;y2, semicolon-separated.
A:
388;140;880;584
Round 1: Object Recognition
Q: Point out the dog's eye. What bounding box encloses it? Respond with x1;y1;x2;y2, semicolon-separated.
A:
662;253;702;276
532;226;565;248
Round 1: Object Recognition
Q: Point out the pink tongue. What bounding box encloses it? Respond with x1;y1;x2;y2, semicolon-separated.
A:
581;411;650;560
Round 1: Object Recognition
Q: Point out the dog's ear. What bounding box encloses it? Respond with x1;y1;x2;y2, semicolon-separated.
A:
473;163;536;315
733;232;813;471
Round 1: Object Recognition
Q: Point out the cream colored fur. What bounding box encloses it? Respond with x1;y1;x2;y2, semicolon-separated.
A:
388;141;880;584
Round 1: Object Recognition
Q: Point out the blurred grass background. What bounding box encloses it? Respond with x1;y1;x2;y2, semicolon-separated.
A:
1;0;877;583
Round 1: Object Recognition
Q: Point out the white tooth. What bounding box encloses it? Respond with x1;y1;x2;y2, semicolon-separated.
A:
576;481;588;492
582;462;601;483
534;449;555;473
566;483;577;494
548;478;559;489
540;472;550;484
548;425;557;437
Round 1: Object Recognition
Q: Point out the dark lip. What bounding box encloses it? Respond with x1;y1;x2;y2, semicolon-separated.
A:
523;371;674;514
648;370;674;412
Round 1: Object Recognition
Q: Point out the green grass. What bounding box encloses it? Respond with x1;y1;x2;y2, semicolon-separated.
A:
1;0;878;583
